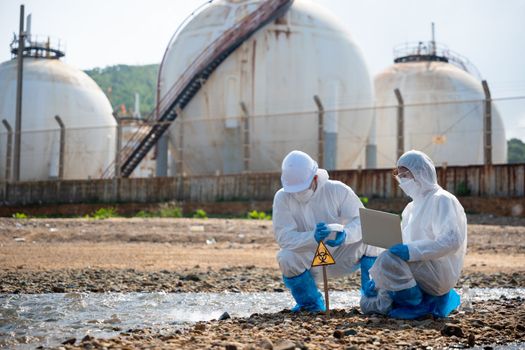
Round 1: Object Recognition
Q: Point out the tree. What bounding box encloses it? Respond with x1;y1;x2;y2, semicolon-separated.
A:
508;138;525;163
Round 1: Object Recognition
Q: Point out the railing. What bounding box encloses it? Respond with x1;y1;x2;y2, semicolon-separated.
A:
101;0;294;179
393;41;482;80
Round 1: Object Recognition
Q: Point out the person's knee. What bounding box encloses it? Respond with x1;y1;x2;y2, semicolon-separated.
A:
277;250;306;278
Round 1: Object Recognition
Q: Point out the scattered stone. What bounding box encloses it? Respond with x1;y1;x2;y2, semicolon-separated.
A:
62;338;76;345
219;311;231;320
81;335;94;342
468;333;476;347
441;324;465;337
52;286;66;293
194;323;206;331
274;340;296;350
257;338;273;349
333;329;357;338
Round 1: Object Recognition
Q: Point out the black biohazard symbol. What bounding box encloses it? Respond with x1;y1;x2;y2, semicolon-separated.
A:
316;250;330;263
311;241;335;267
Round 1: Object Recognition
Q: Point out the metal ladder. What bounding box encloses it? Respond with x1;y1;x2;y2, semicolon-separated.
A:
102;0;294;178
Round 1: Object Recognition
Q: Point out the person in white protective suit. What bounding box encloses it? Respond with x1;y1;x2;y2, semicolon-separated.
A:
273;150;382;312
360;150;467;319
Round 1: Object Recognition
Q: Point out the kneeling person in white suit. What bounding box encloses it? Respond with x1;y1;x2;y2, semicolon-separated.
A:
361;150;467;319
273;150;381;312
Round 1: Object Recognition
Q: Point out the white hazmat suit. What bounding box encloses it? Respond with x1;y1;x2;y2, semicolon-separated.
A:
367;150;467;311
273;163;380;281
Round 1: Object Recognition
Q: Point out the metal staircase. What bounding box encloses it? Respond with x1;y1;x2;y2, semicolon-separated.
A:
102;0;294;178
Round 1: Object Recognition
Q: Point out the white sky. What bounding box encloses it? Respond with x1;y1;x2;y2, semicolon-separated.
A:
1;0;524;141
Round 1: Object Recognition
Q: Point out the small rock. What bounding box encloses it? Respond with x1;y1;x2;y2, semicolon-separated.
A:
52;286;66;293
219;311;231;320
194;323;206;331
225;344;238;350
257;338;273;350
333;329;357;339
181;274;201;282
81;335;94;342
62;338;76;345
274;340;296;350
468;333;475;347
441;324;465;337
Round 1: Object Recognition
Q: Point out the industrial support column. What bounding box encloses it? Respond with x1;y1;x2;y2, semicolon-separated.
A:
394;88;404;160
313;95;324;168
240;102;250;173
112;112;122;178
156;134;168;177
482;80;492;165
2;119;13;181
54;115;66;179
175;107;184;176
14;5;25;182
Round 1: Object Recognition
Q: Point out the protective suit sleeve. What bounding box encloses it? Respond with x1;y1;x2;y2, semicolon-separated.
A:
272;190;318;252
407;196;465;262
338;184;364;244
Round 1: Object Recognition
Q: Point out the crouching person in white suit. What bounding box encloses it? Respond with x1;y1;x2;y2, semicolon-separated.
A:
360;150;467;319
273;150;381;312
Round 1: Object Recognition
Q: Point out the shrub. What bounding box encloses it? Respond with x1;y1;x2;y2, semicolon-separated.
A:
192;209;208;219
90;207;118;220
455;181;471;197
13;212;28;219
158;202;183;218
360;197;369;206
135;210;154;218
247;210;271;220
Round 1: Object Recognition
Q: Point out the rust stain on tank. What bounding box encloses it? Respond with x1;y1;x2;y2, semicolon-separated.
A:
251;39;257;108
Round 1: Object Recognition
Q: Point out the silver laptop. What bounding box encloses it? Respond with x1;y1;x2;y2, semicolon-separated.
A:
359;208;403;249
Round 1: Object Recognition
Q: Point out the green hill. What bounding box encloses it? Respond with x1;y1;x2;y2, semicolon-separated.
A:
85;64;159;117
508;138;525;163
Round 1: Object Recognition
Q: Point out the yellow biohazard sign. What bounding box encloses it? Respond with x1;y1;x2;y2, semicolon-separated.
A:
311;241;336;267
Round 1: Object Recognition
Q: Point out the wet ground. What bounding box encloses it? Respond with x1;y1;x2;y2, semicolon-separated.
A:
0;215;524;349
1;290;524;349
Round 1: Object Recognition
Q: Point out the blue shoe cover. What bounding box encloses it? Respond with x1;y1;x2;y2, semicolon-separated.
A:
389;289;461;320
283;270;326;313
388;285;423;307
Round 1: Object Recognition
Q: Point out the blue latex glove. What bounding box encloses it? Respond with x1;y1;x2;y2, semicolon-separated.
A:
326;230;346;247
363;279;378;298
314;222;331;243
389;243;410;261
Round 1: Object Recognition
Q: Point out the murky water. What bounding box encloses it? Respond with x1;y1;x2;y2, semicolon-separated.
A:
1;288;524;349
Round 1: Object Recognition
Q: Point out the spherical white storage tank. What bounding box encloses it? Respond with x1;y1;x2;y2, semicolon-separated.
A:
0;57;116;181
374;53;506;168
159;0;374;175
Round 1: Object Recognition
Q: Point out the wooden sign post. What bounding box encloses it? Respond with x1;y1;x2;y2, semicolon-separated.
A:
311;241;335;317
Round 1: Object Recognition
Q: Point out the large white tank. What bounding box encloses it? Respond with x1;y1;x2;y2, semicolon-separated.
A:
159;0;374;175
374;43;506;168
0;47;116;181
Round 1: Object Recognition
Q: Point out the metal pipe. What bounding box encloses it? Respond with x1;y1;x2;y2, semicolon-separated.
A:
2;119;13;181
394;88;404;160
240;102;250;173
175;106;184;175
313;95;324;168
112;112;122;178
482;80;492;165
54;115;65;179
14;4;25;182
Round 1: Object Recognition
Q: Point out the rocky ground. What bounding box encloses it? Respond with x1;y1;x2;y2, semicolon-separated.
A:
0;214;524;349
58;299;524;350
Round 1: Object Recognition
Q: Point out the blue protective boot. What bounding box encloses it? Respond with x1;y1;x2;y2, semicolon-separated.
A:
360;256;377;297
388;285;423;307
389;289;461;320
283;270;326;313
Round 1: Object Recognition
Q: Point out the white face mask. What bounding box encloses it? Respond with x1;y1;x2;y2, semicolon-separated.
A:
292;188;314;203
398;178;421;199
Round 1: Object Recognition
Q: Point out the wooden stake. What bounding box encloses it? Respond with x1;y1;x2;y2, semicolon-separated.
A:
323;265;330;318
